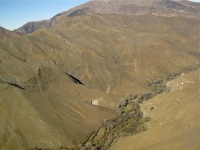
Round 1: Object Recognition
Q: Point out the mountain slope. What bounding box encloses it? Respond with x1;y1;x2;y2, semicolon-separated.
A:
0;13;199;149
14;0;200;34
0;26;22;39
0;83;116;150
2;14;200;94
14;20;47;34
109;68;200;150
0;54;117;149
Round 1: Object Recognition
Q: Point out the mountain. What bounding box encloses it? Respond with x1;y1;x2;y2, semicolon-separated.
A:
1;13;199;149
14;0;200;34
0;75;117;149
14;20;47;34
0;26;22;39
4;14;200;94
1;0;200;149
110;68;200;150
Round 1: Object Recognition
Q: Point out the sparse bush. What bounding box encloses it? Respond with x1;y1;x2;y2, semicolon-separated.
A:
106;128;110;134
116;108;122;115
150;107;154;111
144;93;151;100
117;117;123;123
129;111;136;118
156;86;162;94
122;112;129;121
132;104;138;111
104;118;110;124
154;79;162;85
131;94;137;99
136;104;140;109
120;98;128;107
106;121;116;131
137;112;143;118
138;93;151;101
85;100;92;104
138;94;144;100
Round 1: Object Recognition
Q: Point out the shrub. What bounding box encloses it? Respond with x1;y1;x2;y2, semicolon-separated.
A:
117;117;123;123
106;121;116;130
144;93;151;100
131;94;137;99
138;93;151;101
116;108;122;115
129;111;136;118
104;118;110;124
120;98;128;107
138;94;144;100
154;80;162;85
137;112;143;118
106;128;110;134
85;100;92;104
122;112;129;121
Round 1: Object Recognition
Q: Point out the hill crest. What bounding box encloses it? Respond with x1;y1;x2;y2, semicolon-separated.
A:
14;0;200;34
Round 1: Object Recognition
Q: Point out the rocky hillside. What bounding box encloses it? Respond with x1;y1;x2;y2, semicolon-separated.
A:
0;13;199;149
110;68;200;150
0;26;22;39
1;1;200;148
14;20;47;34
4;14;200;95
14;0;200;34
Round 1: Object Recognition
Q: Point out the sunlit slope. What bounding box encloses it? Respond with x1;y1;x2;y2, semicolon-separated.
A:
0;83;116;150
0;55;117;149
2;14;199;94
109;69;200;150
0;48;117;149
0;13;199;150
54;14;200;79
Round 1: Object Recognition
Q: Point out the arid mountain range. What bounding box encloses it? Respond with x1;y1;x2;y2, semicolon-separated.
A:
15;0;200;34
0;0;199;150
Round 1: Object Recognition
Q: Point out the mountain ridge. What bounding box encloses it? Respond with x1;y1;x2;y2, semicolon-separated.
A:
14;0;200;34
0;26;22;39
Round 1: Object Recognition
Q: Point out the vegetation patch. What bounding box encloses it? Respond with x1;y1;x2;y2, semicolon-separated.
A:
70;93;153;150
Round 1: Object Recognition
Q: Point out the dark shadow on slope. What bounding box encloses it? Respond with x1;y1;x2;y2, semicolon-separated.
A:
67;9;86;17
7;82;25;90
66;73;84;85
